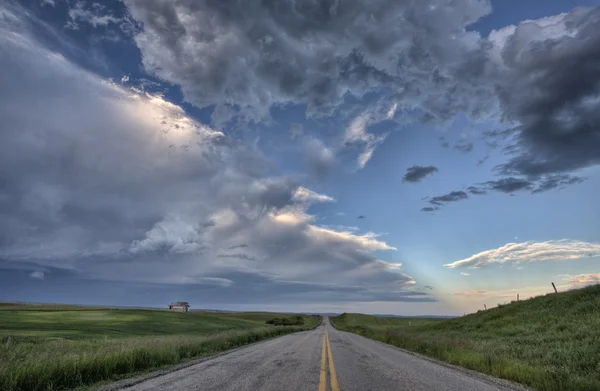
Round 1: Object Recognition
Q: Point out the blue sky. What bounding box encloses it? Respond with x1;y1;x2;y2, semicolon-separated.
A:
1;0;600;315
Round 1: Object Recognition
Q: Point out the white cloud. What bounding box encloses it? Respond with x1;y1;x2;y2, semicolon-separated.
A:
444;240;600;269
460;272;470;276
319;224;359;232
386;103;398;120
121;75;129;83
453;290;485;296
292;187;335;205
343;110;390;169
562;273;600;289
30;271;45;279
306;226;396;252
66;1;125;30
129;216;205;255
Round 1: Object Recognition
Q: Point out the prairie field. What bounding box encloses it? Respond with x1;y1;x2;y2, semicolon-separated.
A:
0;304;320;390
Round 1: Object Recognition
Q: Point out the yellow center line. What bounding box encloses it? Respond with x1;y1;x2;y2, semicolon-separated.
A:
326;331;341;391
319;330;328;391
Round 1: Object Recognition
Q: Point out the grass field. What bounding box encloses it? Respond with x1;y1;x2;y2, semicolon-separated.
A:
0;304;321;391
331;284;600;391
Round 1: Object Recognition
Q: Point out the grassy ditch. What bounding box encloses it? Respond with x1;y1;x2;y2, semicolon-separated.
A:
330;284;600;391
266;315;305;326
0;305;320;390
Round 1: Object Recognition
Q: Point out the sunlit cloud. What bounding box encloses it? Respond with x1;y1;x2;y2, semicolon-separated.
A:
343;110;390;170
444;240;600;269
292;187;336;204
561;273;600;289
0;9;412;303
307;226;396;252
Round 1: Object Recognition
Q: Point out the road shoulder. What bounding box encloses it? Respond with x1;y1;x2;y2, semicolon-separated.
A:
95;329;315;391
332;328;532;391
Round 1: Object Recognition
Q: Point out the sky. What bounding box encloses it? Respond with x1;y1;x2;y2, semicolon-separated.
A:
1;0;600;316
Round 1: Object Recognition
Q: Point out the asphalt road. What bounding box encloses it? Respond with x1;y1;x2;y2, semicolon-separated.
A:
121;317;528;391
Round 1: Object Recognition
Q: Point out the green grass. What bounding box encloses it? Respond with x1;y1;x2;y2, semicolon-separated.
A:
331;284;600;391
0;304;321;390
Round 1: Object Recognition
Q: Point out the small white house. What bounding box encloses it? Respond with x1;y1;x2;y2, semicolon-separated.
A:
168;301;190;312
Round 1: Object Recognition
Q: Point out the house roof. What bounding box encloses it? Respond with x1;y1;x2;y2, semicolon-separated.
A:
170;301;190;306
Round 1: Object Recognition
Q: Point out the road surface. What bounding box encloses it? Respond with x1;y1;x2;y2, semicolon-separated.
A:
120;317;527;391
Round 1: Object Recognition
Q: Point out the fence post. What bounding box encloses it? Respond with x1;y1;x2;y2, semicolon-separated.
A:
551;282;558;293
484;304;487;310
6;336;11;348
517;294;519;302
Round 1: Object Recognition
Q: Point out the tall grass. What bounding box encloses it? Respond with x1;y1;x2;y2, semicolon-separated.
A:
0;307;320;391
331;284;600;391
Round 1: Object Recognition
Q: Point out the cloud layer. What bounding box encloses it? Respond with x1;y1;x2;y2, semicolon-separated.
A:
121;2;600;194
445;240;600;269
0;5;421;304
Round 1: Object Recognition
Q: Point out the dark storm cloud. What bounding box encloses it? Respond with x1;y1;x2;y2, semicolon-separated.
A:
421;207;440;213
124;0;494;125
492;7;600;178
420;8;600;211
402;165;439;183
